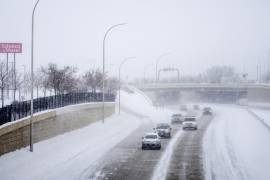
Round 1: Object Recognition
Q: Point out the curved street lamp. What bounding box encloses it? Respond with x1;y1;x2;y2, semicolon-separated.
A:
155;52;171;83
144;63;154;83
118;56;135;114
30;0;41;152
102;23;126;123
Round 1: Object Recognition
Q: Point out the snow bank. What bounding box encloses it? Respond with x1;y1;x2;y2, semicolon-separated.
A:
119;86;173;123
249;108;270;128
247;102;270;109
0;112;144;180
203;105;270;180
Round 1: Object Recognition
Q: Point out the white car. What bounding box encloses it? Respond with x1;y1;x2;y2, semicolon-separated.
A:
142;132;161;150
182;116;197;130
154;123;171;138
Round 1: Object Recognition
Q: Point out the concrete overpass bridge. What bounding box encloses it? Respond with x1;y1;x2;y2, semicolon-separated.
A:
134;83;270;104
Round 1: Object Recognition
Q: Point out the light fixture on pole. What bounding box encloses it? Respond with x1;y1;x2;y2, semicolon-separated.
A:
102;23;126;123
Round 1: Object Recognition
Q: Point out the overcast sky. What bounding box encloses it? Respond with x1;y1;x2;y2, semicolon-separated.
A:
1;0;270;80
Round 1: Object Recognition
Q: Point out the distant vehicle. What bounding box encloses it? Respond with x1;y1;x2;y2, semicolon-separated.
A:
142;132;161;150
154;123;172;138
186;110;197;117
203;107;212;115
180;104;188;111
193;105;200;110
182;116;197;130
171;113;184;124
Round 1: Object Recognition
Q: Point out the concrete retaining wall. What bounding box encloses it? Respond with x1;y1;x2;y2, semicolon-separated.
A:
0;102;115;156
247;87;270;102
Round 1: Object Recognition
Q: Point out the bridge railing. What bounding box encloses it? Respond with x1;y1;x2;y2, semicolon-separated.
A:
135;83;270;89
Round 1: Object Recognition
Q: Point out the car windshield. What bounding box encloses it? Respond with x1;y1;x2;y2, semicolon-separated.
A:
145;135;157;139
157;125;169;129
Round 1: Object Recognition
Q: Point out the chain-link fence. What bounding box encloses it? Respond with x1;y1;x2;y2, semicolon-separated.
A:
0;92;115;126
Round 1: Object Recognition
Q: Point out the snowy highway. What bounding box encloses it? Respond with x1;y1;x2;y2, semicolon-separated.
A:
87;114;212;180
1;89;270;180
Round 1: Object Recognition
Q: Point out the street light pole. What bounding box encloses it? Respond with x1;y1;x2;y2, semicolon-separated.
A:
118;56;135;114
144;63;153;83
30;0;41;152
155;52;171;83
102;23;126;123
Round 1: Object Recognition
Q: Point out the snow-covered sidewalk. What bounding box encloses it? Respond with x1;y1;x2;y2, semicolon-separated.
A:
203;105;270;180
0;112;144;180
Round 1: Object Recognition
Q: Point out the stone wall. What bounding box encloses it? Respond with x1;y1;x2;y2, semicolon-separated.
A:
0;102;115;156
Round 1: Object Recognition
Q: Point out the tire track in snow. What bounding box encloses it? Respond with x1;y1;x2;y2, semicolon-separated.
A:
165;115;212;180
151;129;183;180
203;106;251;180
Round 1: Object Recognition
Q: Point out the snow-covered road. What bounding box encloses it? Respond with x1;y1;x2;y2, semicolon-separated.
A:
203;105;270;180
2;87;270;180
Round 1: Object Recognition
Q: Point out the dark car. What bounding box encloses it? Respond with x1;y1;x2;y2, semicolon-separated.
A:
171;113;184;124
154;123;172;138
193;105;200;110
203;107;212;115
180;104;188;111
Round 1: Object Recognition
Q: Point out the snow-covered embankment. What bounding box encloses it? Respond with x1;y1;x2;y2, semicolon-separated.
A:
203;105;270;180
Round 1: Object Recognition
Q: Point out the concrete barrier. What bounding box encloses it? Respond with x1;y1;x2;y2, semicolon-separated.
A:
0;102;115;156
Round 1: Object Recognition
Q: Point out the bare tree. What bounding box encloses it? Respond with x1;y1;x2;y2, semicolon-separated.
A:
42;63;77;95
205;65;239;83
33;70;44;98
15;71;25;101
94;69;104;92
82;69;106;93
105;77;118;94
0;62;8;107
83;70;95;92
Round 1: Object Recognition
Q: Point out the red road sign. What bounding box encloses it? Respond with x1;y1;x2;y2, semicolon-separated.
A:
0;43;22;53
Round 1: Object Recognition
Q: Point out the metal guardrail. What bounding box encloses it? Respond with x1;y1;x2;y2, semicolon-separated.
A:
246;109;270;132
135;83;270;90
0;92;115;126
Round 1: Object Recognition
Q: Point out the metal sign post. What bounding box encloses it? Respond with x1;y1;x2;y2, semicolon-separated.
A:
0;43;22;102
